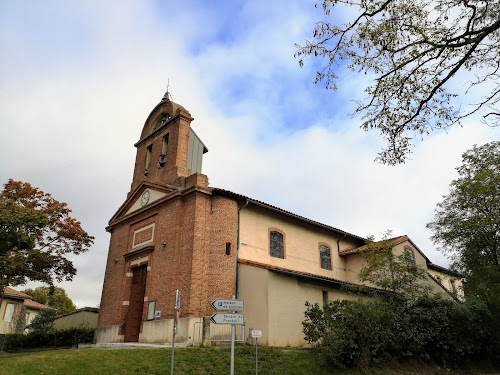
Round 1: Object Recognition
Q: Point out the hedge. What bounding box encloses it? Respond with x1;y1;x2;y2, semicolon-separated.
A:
3;327;94;352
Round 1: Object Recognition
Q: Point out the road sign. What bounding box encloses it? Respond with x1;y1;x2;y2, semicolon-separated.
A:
210;299;244;311
175;289;181;309
210;313;244;325
251;330;262;338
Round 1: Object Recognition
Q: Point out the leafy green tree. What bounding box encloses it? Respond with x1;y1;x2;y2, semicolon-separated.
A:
427;141;500;304
357;231;430;302
302;226;498;368
0;179;94;298
23;286;76;315
295;0;500;165
29;309;58;332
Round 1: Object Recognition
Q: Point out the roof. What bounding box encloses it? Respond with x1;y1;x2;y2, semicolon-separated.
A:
340;235;408;255
137;95;191;147
427;263;462;277
24;299;54;310
339;235;431;263
212;188;365;242
161;92;186;114
3;287;31;300
3;287;53;310
239;258;380;291
56;307;98;319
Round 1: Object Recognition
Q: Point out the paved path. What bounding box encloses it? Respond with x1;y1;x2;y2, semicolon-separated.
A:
79;342;188;349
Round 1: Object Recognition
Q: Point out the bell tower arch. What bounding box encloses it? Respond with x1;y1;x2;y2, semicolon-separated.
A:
130;91;208;193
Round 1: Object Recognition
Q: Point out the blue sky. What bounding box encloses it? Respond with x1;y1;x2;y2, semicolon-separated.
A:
1;0;498;307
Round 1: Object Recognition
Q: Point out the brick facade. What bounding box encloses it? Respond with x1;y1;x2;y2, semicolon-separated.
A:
97;94;238;341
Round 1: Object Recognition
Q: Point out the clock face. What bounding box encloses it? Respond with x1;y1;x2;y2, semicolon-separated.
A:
141;191;150;206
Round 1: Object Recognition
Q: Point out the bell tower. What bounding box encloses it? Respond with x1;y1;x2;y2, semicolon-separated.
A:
129;91;208;193
97;89;238;345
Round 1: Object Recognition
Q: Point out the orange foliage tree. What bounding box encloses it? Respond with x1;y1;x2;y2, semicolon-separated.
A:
0;179;94;297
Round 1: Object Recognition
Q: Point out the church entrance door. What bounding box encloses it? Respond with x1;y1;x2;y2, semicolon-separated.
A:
124;265;147;342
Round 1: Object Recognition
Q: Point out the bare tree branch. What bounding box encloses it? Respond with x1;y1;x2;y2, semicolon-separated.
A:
296;0;500;164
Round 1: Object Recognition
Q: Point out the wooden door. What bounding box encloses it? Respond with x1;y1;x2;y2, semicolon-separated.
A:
124;265;147;342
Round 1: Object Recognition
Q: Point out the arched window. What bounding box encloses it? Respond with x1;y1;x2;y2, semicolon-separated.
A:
319;244;332;270
269;230;284;259
159;133;169;168
404;247;415;265
144;145;152;176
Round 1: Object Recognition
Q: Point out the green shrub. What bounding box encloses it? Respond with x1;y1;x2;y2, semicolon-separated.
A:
2;333;25;351
3;327;94;352
303;295;498;369
29;309;57;332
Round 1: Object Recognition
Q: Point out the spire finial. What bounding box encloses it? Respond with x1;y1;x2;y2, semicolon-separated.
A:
162;79;172;101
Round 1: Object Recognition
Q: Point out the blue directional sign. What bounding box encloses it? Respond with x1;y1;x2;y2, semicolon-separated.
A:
210;299;244;311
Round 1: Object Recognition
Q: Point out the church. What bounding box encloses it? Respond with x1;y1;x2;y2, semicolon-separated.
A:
95;91;461;346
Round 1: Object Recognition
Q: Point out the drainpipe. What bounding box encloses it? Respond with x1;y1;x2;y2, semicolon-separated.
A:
337;234;347;255
337;234;348;275
235;200;249;299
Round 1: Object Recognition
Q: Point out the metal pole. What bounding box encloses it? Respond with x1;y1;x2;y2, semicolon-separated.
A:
230;295;236;375
171;290;179;375
171;323;176;375
230;324;235;375
255;337;258;375
171;314;176;375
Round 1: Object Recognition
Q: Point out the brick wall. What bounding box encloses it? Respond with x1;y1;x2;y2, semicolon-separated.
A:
129;101;193;194
97;188;239;333
98;96;240;339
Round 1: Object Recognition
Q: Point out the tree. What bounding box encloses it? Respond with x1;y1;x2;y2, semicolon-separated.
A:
23;286;77;315
427;141;500;304
357;231;430;302
295;0;500;165
0;179;94;298
29;309;58;332
303;230;497;368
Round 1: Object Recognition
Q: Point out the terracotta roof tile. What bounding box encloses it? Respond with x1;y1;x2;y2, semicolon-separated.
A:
340;235;409;255
56;307;98;319
212;188;365;241
3;287;31;299
3;287;53;309
427;263;462;277
239;258;380;290
24;299;54;310
339;235;431;262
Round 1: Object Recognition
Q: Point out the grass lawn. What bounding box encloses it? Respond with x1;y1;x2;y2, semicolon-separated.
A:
0;346;497;375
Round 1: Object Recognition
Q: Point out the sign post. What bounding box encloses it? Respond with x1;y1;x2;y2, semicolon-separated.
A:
211;296;244;375
230;320;235;375
251;330;262;375
171;289;180;375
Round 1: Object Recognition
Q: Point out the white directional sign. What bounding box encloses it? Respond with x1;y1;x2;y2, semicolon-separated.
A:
251;330;262;338
211;299;244;311
210;313;244;325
